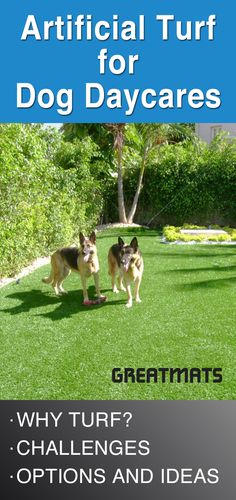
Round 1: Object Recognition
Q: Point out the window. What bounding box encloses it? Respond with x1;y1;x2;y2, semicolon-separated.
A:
211;126;222;140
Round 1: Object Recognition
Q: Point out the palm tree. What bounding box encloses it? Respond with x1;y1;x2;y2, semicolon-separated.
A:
105;123;127;223
126;124;164;223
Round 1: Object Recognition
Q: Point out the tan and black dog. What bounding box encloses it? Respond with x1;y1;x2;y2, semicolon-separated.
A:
42;232;105;305
108;236;144;308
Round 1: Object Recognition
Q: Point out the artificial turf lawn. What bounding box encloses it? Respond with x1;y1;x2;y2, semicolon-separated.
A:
0;227;236;400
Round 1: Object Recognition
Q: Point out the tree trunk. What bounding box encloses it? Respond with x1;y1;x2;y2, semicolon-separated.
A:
117;145;127;223
107;123;127;223
127;148;147;224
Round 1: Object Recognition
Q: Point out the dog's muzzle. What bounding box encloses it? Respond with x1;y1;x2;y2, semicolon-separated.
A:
83;250;94;263
121;259;130;272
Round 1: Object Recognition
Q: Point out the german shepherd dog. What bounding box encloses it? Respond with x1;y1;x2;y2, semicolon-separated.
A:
108;237;144;308
42;232;105;305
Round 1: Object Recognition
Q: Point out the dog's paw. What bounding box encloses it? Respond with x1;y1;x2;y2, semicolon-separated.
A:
83;299;95;306
97;295;107;303
126;302;132;308
113;287;119;294
119;286;126;292
83;296;107;306
135;298;142;304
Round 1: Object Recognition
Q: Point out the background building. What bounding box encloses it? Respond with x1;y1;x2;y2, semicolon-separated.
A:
196;123;236;143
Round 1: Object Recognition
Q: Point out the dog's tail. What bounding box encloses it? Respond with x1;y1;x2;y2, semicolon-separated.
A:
42;272;53;284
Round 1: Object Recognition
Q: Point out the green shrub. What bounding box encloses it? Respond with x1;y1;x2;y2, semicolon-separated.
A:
163;226;180;242
207;234;230;242
0;125;105;278
230;230;236;241
182;223;206;230
178;233;206;242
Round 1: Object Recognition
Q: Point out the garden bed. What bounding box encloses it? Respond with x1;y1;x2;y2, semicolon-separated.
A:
162;224;236;244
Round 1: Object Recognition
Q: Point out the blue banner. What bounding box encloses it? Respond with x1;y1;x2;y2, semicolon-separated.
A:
0;0;234;122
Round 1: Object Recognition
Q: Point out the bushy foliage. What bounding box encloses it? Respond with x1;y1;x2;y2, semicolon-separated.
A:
0;125;104;278
110;136;236;226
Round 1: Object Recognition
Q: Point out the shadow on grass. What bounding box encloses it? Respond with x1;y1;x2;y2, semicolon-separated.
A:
163;264;236;274
2;287;125;321
153;249;236;259
176;275;236;291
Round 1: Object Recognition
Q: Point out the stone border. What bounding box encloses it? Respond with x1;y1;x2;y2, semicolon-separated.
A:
0;256;50;289
96;222;149;231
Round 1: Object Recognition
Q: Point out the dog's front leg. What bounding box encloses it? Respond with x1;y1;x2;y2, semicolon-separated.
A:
134;277;142;303
126;284;133;308
80;275;89;302
94;272;101;297
124;278;132;308
94;272;105;299
111;272;119;293
118;274;126;292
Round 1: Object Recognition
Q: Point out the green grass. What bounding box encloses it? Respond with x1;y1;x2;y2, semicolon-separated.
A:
1;227;236;400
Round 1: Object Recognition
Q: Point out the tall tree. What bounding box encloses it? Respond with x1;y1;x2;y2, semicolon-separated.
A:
126;124;163;223
105;123;127;223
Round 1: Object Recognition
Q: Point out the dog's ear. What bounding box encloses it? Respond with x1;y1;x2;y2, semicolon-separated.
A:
89;231;96;244
130;237;138;251
118;237;125;246
79;232;85;245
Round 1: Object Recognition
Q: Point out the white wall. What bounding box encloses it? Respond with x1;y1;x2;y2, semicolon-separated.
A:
196;123;236;143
